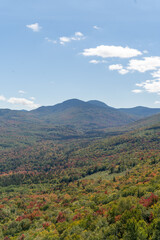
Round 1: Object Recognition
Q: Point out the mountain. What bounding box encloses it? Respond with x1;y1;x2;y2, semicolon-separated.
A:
0;100;160;240
31;99;135;129
0;99;160;145
119;106;160;119
130;112;160;130
87;100;111;108
0;99;139;150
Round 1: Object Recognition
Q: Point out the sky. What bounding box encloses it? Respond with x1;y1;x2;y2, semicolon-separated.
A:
0;0;160;110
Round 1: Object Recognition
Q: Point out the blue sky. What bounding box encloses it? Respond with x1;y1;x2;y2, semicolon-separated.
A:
0;0;160;109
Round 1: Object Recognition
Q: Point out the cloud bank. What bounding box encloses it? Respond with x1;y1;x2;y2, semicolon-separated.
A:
0;95;39;109
128;57;160;73
82;45;142;59
8;97;39;108
109;64;129;75
136;80;160;95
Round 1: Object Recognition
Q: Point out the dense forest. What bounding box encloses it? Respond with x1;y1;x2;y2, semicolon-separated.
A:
1;0;160;238
0;105;160;239
0;101;160;240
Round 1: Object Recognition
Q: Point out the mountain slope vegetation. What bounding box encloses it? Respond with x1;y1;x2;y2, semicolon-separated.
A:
0;101;160;239
119;106;160;119
0;119;160;239
31;99;136;129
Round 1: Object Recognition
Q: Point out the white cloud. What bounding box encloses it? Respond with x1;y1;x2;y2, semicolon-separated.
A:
89;60;100;64
60;36;71;45
26;23;42;32
75;32;83;37
46;32;85;45
19;90;25;94
151;69;160;78
0;94;39;109
89;59;107;64
127;57;160;73
93;25;101;30
109;64;123;70
82;44;160;97
0;95;6;101
60;32;84;45
136;79;160;95
155;101;160;104
82;45;142;59
132;89;143;93
8;97;39;109
108;55;160;76
109;64;129;75
119;69;129;75
45;37;57;44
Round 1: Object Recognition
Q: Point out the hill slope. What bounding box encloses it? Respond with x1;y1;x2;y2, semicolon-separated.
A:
0;102;160;239
0;111;160;239
31;99;135;129
119;106;160;119
0;99;160;149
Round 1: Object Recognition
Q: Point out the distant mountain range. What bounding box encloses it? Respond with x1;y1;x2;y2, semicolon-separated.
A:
119;106;160;118
0;99;160;133
31;99;160;126
0;98;159;153
31;99;135;129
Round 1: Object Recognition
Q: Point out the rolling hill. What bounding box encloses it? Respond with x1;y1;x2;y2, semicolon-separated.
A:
0;100;160;239
0;99;159;150
31;99;136;129
119;106;160;119
1;100;160;134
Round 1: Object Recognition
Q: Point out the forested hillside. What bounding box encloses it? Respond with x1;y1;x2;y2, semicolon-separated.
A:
119;106;160;119
0;110;160;239
1;0;160;238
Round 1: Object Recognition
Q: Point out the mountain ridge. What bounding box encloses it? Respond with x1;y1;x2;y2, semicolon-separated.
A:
119;106;160;119
0;99;160;132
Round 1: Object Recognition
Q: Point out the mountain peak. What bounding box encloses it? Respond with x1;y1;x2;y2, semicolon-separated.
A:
87;100;110;108
61;99;86;106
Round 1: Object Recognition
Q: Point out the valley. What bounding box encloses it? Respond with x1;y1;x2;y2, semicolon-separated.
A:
0;99;160;239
